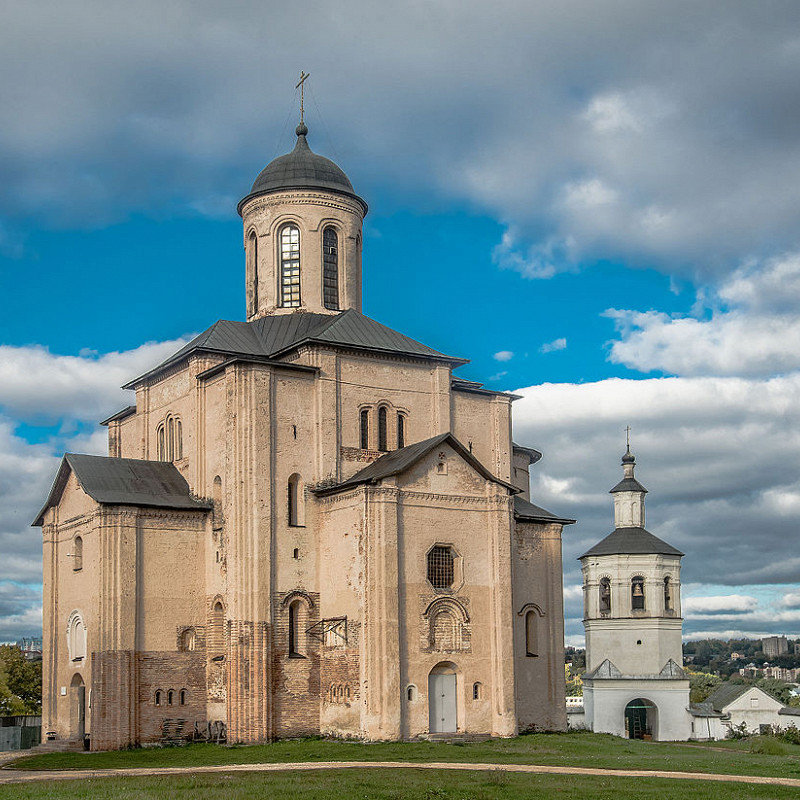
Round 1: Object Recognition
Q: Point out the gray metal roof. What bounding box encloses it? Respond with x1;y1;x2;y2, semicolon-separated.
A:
33;454;211;526
238;127;367;214
579;526;684;559
610;476;648;494
512;442;543;466
99;405;137;426
124;309;466;389
313;432;517;496
514;495;575;525
706;682;752;712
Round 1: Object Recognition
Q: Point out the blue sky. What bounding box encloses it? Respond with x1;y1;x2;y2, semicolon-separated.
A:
1;0;800;646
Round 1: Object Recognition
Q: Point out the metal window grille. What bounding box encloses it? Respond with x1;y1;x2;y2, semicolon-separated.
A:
360;409;369;449
323;227;339;310
427;546;454;589
631;577;645;610
397;413;405;449
378;407;388;451
280;225;301;307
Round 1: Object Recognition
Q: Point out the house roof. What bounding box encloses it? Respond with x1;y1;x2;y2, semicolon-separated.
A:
579;526;684;559
312;432;517;496
32;454;212;526
123;309;467;389
514;496;575;525
99;405;137;426
689;701;727;718
706;683;754;712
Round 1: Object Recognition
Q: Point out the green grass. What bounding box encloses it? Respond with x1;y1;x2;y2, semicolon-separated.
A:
8;732;800;780
2;768;800;800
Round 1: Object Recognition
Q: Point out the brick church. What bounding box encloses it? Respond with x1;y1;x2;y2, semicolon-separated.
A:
34;117;574;750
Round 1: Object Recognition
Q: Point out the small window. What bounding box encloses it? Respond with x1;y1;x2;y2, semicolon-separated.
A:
157;414;182;461
525;610;538;657
631;576;645;611
378;407;388;451
179;689;187;706
155;690;162;706
72;536;83;571
167;690;174;705
179;628;196;652
249;230;259;313
473;681;483;700
280;224;301;307
288;600;301;656
158;425;166;461
427;545;455;590
360;409;370;449
407;684;418;701
599;578;611;613
293;548;299;559
322;227;339;310
288;474;303;526
397;413;406;449
751;697;759;708
663;577;673;612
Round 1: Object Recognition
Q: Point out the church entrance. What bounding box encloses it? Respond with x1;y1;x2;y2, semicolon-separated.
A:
428;662;457;733
69;674;86;742
624;698;657;740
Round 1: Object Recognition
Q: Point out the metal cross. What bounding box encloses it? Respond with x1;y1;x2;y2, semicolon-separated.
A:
296;71;310;124
625;425;631;450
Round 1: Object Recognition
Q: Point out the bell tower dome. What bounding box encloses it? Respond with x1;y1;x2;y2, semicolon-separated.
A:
237;123;368;320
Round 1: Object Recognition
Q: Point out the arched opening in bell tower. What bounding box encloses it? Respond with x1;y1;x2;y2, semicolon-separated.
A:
624;698;657;740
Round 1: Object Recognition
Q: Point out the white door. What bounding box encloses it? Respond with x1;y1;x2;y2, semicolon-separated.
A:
429;672;457;733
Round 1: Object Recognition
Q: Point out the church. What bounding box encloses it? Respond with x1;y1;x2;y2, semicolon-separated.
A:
34;117;574;750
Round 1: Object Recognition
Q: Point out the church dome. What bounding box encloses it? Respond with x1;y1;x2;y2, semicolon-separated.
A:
239;124;365;214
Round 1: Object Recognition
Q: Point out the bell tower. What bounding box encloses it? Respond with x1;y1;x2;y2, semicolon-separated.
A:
237;122;368;320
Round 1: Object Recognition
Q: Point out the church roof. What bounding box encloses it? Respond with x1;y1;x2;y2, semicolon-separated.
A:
579;526;684;559
610;476;648;494
123;309;466;389
312;432;517;496
238;125;367;215
32;454;212;526
514;496;575;525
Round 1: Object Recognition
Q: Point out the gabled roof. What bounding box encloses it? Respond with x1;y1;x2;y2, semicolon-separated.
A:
33;454;212;526
514;496;575;525
579;526;684;559
706;683;752;712
312;432;517;496
123;309;466;389
610;476;648;494
99;405;137;426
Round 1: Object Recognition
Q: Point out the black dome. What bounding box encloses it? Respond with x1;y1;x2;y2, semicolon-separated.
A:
239;125;366;215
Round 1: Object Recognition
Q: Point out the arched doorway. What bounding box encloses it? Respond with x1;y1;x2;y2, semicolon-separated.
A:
625;698;657;740
70;674;86;742
428;662;457;733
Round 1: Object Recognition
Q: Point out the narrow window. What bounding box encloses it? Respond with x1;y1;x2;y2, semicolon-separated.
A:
158;425;166;461
167;690;174;705
378;406;388;452
664;577;672;612
599;577;611;613
175;419;182;460
288;600;300;656
397;413;406;449
280;225;301;307
322;227;339;310
293;548;299;559
360;409;370;449
179;689;187;706
155;690;162;706
249;230;258;313
167;416;175;461
208;600;225;656
407;685;417;701
180;628;196;652
72;536;83;571
631;576;645;611
288;474;302;526
525;610;538;657
427;546;455;590
68;613;86;661
473;682;483;700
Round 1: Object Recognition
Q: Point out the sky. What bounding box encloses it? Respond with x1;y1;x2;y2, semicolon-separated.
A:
1;0;799;647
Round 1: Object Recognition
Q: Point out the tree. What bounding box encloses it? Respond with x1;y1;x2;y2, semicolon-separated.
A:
689;671;722;703
756;677;794;705
0;645;41;715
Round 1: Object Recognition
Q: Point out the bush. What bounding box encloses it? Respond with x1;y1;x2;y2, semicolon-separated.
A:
749;735;787;755
781;724;800;745
725;721;750;740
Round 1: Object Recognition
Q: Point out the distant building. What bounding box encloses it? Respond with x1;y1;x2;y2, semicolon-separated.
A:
762;636;789;657
15;638;43;662
703;683;800;737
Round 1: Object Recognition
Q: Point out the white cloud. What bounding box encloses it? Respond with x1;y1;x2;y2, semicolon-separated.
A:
683;595;758;615
606;253;800;377
780;592;800;609
540;337;567;354
493;350;514;362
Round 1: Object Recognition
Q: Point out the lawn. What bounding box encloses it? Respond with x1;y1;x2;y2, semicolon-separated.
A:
2;768;800;800
8;732;800;780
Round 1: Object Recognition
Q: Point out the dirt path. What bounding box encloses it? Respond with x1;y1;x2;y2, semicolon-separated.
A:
2;759;800;787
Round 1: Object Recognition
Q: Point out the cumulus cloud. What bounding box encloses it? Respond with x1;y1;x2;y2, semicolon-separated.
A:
683;595;758;616
606;254;800;377
780;592;800;609
540;338;567;354
493;350;514;362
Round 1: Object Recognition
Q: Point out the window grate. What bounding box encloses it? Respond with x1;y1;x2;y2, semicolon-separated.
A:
427;546;454;589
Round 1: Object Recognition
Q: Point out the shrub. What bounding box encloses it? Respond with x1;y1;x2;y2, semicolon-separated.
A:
725;721;750;740
781;724;800;746
749;735;787;755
